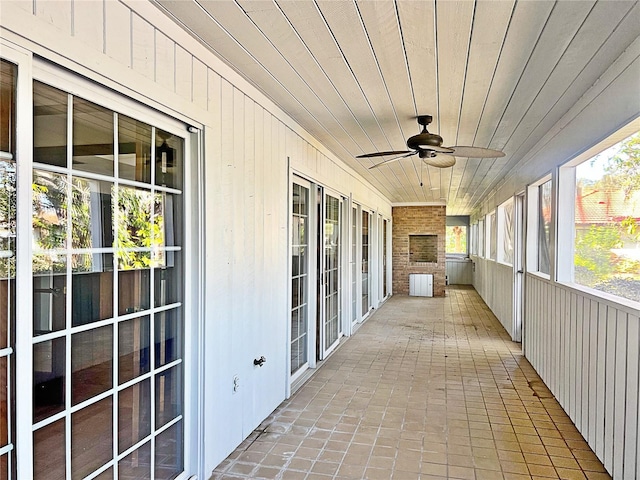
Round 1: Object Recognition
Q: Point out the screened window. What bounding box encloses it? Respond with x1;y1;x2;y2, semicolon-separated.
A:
572;131;640;303
486;212;496;260
538;181;552;275
470;223;478;256
478;220;485;258
498;199;514;265
446;226;467;255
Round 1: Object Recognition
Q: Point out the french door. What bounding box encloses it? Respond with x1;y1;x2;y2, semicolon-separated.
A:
319;192;342;359
0;48;197;479
361;210;371;318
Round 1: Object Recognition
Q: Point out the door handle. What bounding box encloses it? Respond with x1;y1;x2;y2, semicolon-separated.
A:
253;356;266;367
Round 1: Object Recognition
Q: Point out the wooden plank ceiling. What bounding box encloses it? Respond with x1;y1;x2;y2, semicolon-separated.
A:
155;0;639;214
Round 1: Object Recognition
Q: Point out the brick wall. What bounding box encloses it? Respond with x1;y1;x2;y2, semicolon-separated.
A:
392;206;446;296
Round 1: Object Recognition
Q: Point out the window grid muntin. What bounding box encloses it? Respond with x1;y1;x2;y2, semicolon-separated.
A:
290;182;309;375
323;194;341;351
31;83;184;479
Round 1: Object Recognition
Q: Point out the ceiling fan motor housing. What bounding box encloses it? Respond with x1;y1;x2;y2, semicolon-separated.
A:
406;132;444;150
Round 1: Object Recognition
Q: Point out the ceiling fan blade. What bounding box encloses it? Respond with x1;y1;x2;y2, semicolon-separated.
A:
356;150;413;158
417;145;455;154
423;153;456;168
369;152;417;169
447;146;505;158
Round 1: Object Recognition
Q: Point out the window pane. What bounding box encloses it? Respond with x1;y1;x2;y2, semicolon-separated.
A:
489;212;497;260
446;226;467;254
71;325;113;405
71;177;114;249
574;132;640;302
118;379;151;453
73;97;114;175
119;441;151;480
0;356;7;446
155;130;183;190
117;186;153;254
34;419;66;480
154;309;182;368
153;251;182;307
154;420;183;480
498;200;514;265
33;337;65;422
538;181;552;274
119;266;150;315
34;82;67;167
119;115;152;184
1;61;16;156
154;192;182;248
72;253;114;327
155;365;182;429
33;170;68;250
33;254;66;335
71;397;113;479
118;315;150;384
0;159;16;348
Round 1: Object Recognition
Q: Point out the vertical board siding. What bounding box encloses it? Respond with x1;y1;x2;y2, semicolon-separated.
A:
474;259;515;339
521;275;640;479
445;260;472;285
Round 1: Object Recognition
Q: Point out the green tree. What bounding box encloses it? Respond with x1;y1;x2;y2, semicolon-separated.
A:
604;132;640;199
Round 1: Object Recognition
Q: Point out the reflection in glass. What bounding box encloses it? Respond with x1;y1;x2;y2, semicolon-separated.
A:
155;309;182;368
119;441;151;479
0;159;16;349
71;397;113;479
117;187;153;265
33;81;67;167
0;357;6;446
33;170;68;250
71;326;113;405
154;192;181;247
119;267;150;315
155;130;183;190
538;181;552;275
34;418;66;480
154;420;183;480
119;379;151;454
155;365;182;429
71;177;114;248
154;252;182;307
1;60;16;156
33;254;67;336
73;97;114;176
33;337;65;422
119;115;152;184
118;316;150;385
72;253;113;327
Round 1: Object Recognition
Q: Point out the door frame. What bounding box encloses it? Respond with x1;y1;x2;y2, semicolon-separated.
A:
513;192;526;343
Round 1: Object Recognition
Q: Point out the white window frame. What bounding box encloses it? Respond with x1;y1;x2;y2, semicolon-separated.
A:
526;174;553;279
555;117;640;308
497;198;515;266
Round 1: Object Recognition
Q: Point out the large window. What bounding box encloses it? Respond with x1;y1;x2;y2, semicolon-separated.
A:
486;212;496;260
446;226;467;255
470;223;478;256
571;131;640;303
31;80;185;480
478;219;485;258
498;198;514;265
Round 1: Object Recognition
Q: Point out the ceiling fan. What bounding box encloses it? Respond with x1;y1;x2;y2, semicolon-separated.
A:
357;115;505;169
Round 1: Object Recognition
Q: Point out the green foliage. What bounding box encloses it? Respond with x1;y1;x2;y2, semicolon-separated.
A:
446;226;467;254
574;225;622;285
604;131;640;199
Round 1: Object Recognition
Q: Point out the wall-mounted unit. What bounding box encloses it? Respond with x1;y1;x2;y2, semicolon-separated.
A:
409;273;433;297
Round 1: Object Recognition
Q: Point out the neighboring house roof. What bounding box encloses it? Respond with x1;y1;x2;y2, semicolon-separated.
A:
575;187;640;224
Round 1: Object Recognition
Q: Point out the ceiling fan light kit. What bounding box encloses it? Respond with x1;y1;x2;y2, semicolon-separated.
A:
357;114;505;173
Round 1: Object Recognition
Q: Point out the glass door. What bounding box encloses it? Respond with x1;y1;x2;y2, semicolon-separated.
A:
383;219;388;298
361;210;371;318
351;206;358;327
320;193;341;358
0;57;17;479
30;80;186;480
290;179;310;379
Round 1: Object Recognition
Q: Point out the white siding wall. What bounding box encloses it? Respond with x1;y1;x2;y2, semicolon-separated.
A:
525;276;639;480
0;0;393;475
471;33;640;480
473;258;514;337
445;259;473;285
